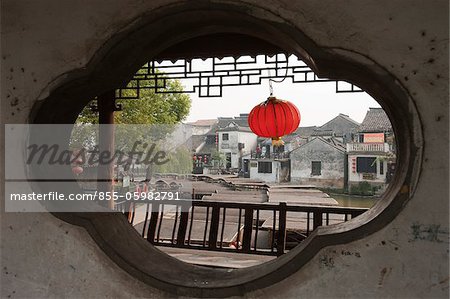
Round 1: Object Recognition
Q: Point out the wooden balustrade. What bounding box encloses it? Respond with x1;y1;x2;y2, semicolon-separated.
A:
115;198;368;256
346;142;388;152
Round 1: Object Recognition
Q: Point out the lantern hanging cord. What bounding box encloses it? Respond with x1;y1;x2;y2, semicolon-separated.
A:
268;53;289;96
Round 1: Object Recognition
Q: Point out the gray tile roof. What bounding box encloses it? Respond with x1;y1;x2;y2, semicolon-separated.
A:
294;126;318;137
318;113;360;136
311;129;334;136
358;108;392;132
187;119;218;127
197;114;251;135
217;115;249;128
290;136;346;153
199;142;218;154
186;135;206;152
216;125;252;132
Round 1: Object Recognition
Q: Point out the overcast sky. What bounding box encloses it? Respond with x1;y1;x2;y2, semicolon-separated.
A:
184;80;380;127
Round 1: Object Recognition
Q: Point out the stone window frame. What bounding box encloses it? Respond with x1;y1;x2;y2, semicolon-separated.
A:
29;2;423;297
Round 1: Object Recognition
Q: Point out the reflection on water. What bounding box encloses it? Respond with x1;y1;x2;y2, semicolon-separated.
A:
331;194;378;209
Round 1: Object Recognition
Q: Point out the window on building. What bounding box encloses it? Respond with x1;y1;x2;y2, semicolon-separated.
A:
258;161;272;173
380;160;384;175
311;161;321;175
356;157;377;173
222;133;229;141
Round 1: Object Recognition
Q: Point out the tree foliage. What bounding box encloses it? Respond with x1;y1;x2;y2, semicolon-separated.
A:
71;71;193;175
77;76;191;125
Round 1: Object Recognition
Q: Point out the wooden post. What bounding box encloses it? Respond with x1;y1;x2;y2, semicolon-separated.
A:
313;211;323;230
242;208;253;252
208;204;220;249
177;210;189;246
97;90;116;210
277;202;287;256
147;203;160;243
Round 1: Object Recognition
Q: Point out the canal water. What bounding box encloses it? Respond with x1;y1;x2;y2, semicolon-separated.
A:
330;193;379;208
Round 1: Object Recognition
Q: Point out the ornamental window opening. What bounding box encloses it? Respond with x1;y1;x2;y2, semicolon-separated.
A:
69;50;396;269
20;5;421;294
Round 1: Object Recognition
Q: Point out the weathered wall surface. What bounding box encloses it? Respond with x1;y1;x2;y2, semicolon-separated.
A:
291;138;345;188
1;0;448;298
249;160;280;183
219;130;258;168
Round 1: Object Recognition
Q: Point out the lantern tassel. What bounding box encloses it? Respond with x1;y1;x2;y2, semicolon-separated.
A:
272;137;285;147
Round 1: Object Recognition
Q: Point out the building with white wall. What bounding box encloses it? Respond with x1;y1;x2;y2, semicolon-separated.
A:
248;158;290;183
346;108;396;193
217;122;257;169
347;150;389;185
290;137;346;188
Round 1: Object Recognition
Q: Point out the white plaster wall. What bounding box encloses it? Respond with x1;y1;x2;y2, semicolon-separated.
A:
249;160;279;183
237;131;258;156
219;131;257;168
291;138;345;187
218;131;236;167
231;152;239;169
348;154;387;183
1;1;448;298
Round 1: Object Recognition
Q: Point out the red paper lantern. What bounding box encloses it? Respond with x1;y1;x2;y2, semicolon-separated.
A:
248;96;301;146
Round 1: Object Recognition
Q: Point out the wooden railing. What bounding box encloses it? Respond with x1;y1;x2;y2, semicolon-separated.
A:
250;150;290;159
346;142;389;152
115;199;367;256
